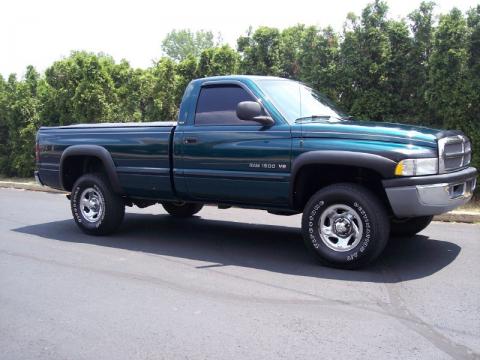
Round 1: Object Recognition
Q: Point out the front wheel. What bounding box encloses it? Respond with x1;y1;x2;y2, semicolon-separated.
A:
71;173;125;235
390;216;433;237
162;202;203;218
301;183;390;269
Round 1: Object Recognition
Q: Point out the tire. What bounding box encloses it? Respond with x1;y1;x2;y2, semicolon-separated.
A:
301;183;390;269
71;173;125;235
390;216;433;237
162;202;203;218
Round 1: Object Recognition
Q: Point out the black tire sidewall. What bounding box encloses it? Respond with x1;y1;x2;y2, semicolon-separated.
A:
71;174;124;235
302;185;387;268
72;178;107;231
390;215;433;236
162;202;203;217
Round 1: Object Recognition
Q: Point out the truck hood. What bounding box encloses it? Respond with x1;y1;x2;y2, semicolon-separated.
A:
297;120;440;148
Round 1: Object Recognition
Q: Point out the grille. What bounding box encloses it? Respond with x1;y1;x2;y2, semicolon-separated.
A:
438;135;471;173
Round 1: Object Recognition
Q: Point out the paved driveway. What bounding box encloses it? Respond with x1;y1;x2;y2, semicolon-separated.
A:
0;188;479;359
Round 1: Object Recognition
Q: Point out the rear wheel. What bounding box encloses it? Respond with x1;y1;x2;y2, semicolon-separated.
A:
390;216;433;236
71;173;125;235
162;202;203;218
301;183;390;269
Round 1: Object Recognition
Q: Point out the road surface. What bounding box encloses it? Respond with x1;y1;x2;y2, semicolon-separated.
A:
0;187;479;359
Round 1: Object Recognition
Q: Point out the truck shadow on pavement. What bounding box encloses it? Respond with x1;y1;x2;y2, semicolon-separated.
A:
13;213;461;283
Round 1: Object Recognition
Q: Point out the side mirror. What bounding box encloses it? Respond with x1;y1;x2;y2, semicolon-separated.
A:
236;101;274;126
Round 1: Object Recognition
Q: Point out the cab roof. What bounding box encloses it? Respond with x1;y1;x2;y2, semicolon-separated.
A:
192;75;290;85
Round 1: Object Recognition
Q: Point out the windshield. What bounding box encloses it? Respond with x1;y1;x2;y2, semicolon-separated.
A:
256;79;347;124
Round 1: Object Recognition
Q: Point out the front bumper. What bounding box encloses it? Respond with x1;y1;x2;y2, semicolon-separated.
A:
383;167;477;217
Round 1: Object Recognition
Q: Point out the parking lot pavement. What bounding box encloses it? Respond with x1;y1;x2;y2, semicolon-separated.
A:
0;187;479;359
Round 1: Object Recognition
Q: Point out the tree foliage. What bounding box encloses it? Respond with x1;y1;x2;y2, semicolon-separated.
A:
161;29;217;61
237;26;282;75
0;1;479;183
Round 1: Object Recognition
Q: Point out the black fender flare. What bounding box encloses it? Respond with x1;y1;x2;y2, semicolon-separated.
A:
59;145;123;194
289;150;397;207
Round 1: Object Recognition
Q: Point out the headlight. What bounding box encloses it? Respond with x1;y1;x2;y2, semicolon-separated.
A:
394;158;438;176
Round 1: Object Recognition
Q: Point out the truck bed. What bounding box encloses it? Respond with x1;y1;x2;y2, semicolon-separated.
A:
37;122;177;199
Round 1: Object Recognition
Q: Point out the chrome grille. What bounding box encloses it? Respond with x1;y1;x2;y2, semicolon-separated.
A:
438;135;471;173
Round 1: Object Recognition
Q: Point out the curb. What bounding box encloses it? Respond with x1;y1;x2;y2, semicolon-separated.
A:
433;212;480;224
0;181;478;223
0;181;66;194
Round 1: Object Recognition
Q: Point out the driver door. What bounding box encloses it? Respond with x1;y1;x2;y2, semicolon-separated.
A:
179;83;292;206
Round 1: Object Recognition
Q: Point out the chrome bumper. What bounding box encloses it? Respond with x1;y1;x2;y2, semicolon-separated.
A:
385;170;477;217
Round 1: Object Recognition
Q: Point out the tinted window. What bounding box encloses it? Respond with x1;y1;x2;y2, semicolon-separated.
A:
195;85;258;125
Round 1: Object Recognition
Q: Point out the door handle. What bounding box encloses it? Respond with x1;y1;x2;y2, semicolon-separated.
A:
184;137;197;144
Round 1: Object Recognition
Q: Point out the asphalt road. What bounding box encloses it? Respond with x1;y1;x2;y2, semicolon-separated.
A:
0;187;479;360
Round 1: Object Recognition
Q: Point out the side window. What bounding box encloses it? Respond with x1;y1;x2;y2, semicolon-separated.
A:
195;85;260;125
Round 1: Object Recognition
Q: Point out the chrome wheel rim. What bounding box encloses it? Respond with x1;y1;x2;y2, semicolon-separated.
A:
79;187;104;223
318;204;363;252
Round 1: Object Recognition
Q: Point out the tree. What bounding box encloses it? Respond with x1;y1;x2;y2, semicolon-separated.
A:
71;55;118;123
426;7;479;170
383;18;415;121
1;67;42;176
161;29;217;61
465;5;480;170
143;58;178;121
0;75;9;174
407;1;436;124
337;0;392;120
44;51;119;125
237;26;282;75
427;8;470;129
197;45;239;77
110;59;144;121
174;55;198;105
297;26;340;100
279;24;306;78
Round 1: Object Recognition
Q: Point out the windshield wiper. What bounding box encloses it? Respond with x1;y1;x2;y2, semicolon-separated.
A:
295;115;353;123
295;115;334;123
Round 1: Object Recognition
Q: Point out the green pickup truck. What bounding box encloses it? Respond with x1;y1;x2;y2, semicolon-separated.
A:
35;75;477;269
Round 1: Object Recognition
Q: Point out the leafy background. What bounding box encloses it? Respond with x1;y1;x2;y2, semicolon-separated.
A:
0;1;478;183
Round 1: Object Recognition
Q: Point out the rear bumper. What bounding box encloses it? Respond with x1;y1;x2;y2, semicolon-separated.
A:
383;167;477;217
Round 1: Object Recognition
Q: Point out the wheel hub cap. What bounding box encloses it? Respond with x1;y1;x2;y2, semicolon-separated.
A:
79;187;104;223
333;218;352;237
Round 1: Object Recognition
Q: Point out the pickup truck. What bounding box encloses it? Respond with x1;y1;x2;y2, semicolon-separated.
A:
35;75;478;269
